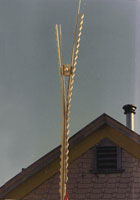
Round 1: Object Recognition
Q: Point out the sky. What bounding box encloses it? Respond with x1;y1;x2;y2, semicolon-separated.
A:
0;0;140;186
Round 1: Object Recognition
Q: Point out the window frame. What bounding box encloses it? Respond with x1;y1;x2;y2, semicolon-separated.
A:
93;138;124;174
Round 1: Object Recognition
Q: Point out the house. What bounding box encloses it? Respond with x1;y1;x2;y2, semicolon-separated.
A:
0;105;140;200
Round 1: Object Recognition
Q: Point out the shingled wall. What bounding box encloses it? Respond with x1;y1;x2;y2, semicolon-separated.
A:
23;147;140;200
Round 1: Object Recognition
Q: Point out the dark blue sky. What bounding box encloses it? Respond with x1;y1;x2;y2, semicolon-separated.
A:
0;0;140;186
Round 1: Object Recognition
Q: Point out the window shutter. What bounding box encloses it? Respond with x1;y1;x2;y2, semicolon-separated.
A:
96;146;117;170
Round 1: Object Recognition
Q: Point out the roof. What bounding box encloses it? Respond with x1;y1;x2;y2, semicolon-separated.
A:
0;113;140;199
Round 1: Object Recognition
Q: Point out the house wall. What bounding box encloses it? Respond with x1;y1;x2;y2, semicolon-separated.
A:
23;147;140;200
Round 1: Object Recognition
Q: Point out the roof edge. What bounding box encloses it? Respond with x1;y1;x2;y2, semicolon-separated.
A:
0;113;140;199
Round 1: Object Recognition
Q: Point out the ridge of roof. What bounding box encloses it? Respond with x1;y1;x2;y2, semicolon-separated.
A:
0;113;140;199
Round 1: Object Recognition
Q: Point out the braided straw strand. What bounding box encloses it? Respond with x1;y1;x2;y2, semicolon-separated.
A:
64;12;84;186
56;2;84;199
71;0;81;66
73;13;84;69
66;12;85;132
56;24;67;200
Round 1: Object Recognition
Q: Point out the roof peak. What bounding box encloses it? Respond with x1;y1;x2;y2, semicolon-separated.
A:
0;113;140;199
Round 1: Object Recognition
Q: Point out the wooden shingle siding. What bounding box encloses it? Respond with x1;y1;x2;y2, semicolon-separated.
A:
23;148;140;200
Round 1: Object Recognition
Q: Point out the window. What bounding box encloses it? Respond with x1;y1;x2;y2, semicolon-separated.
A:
93;138;124;174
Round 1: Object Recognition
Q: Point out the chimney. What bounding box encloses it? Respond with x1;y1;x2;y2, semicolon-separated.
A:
122;104;137;131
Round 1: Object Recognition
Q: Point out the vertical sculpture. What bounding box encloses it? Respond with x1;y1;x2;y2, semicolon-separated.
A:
55;1;84;199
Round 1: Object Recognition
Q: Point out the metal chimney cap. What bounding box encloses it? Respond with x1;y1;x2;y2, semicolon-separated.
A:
123;104;137;115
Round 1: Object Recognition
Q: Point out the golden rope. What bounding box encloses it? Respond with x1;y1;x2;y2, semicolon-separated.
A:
55;2;84;200
55;24;66;200
71;0;81;66
65;12;84;186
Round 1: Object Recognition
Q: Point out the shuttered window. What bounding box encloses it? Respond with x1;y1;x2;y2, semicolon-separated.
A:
93;138;124;174
96;146;117;170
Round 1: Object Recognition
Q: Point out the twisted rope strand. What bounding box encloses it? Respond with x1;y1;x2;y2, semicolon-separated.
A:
55;24;66;200
64;12;84;186
71;0;81;66
56;6;84;200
